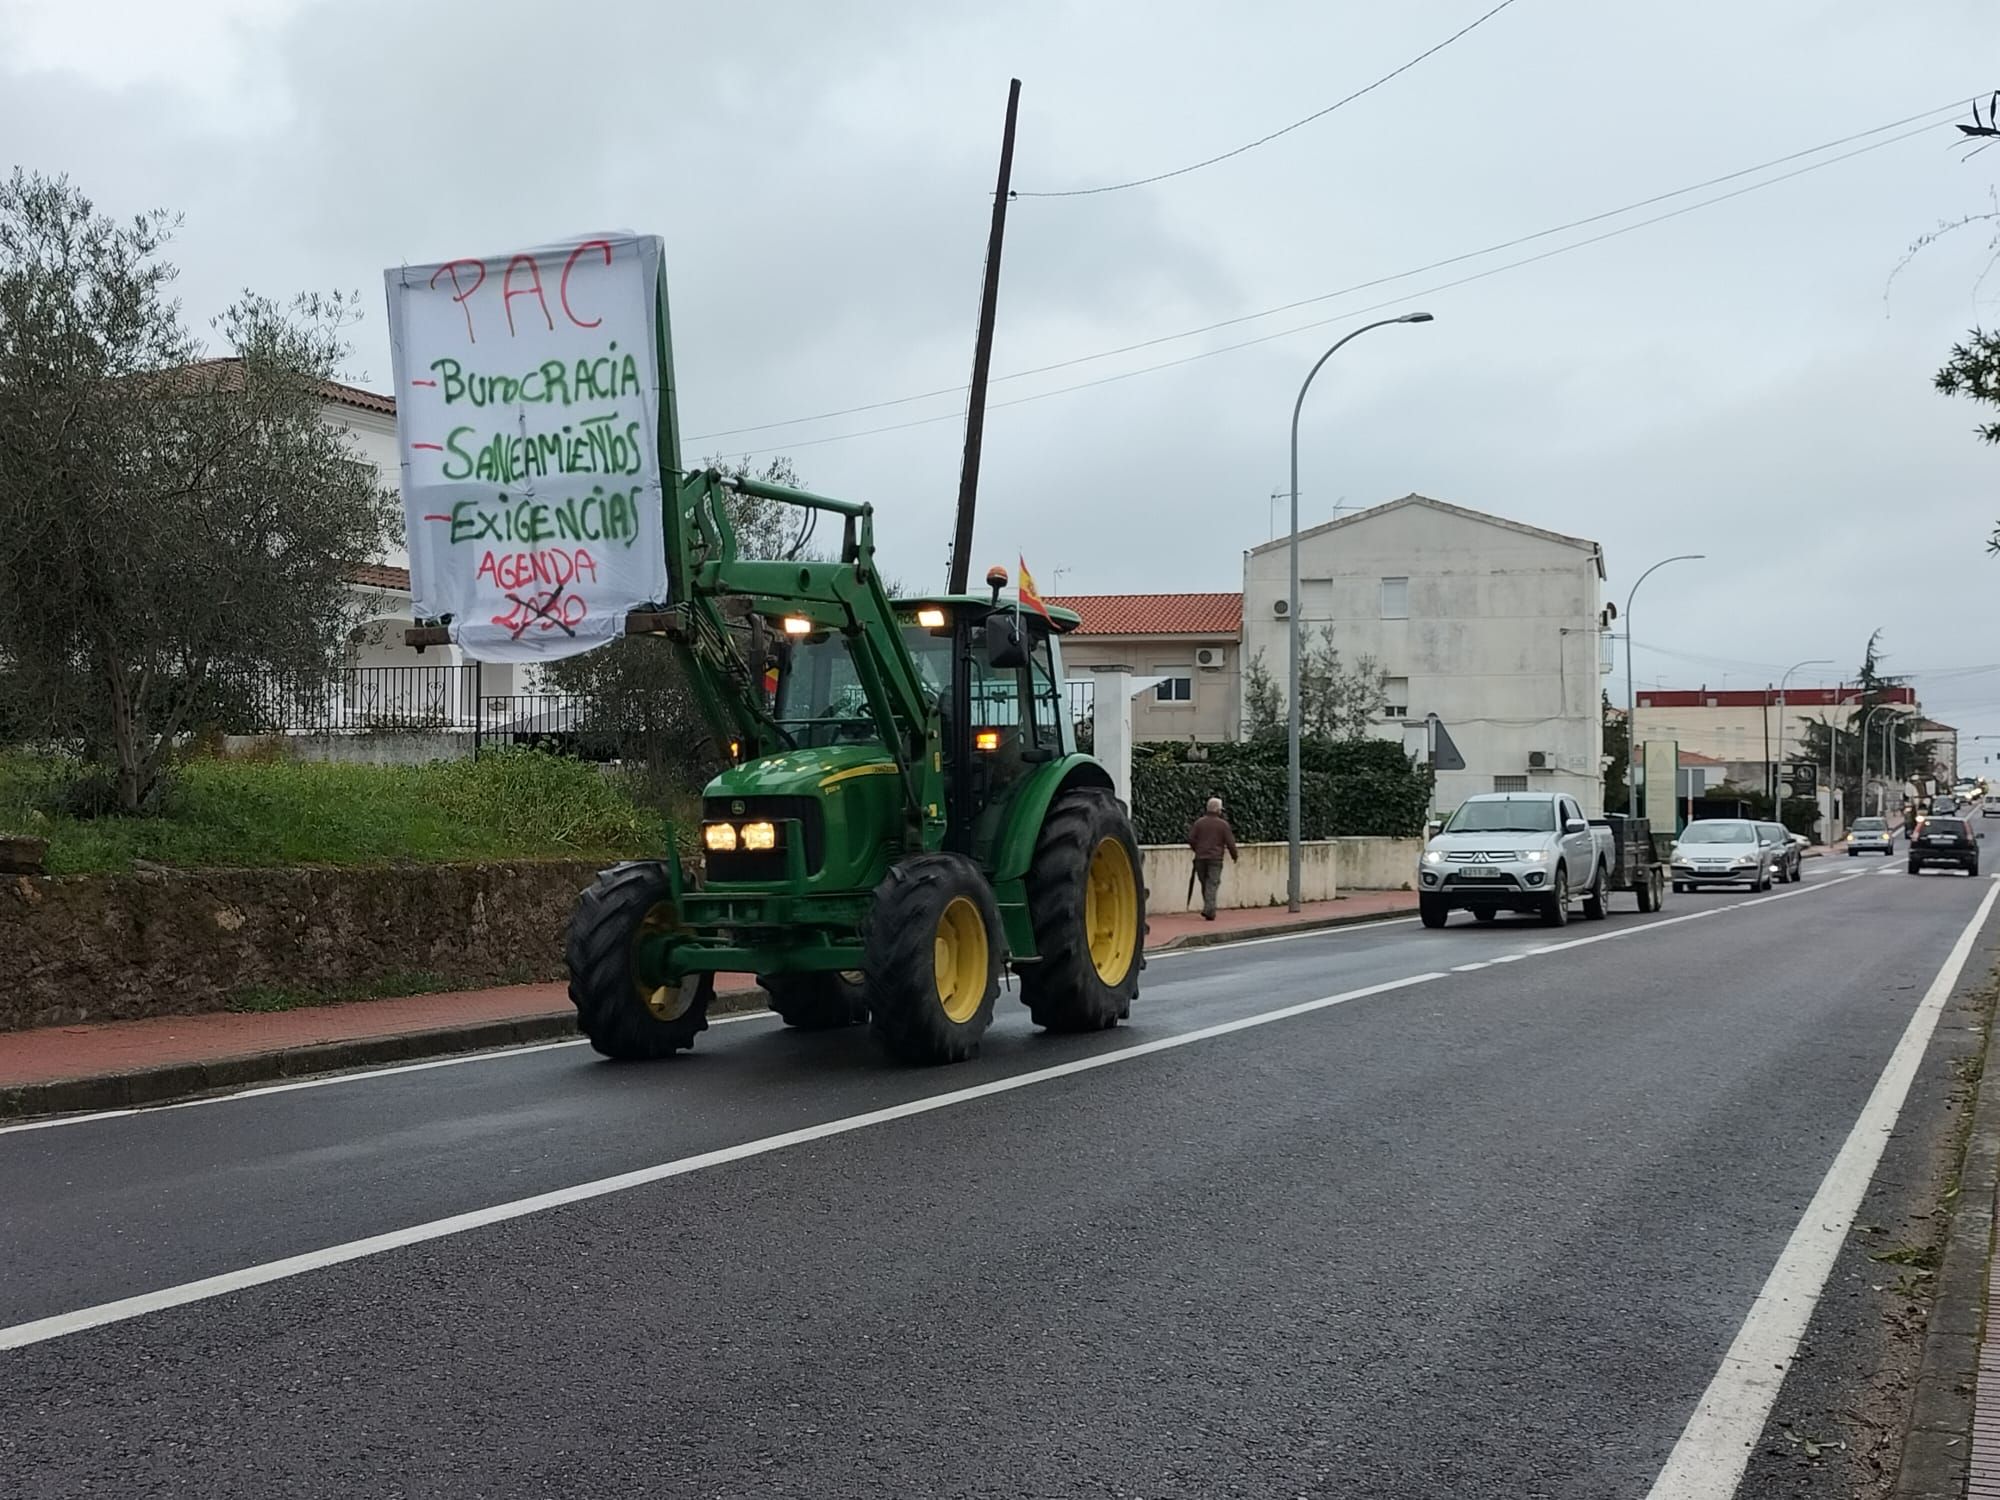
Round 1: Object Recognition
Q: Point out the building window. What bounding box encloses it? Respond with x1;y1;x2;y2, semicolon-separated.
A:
1493;775;1529;793
1153;668;1193;703
1381;675;1409;718
1380;577;1409;619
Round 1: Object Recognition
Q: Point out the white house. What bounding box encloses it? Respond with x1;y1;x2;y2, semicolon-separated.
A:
1240;494;1608;815
316;373;519;706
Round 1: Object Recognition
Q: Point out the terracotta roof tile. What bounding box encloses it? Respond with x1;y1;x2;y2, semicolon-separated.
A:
1046;593;1241;637
162;358;396;417
345;563;411;591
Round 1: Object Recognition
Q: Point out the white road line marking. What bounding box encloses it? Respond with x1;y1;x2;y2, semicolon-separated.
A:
0;1011;782;1138
1450;962;1490;973
1643;876;2000;1499
2;868;1878;1138
0;970;1450;1353
0;856;1896;1346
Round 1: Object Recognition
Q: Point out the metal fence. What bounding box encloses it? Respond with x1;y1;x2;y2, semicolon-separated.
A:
221;666;606;752
216;664;1102;754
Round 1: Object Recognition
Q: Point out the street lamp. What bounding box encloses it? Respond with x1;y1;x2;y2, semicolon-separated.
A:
1857;703;1884;818
1622;554;1705;819
1775;658;1832;815
1285;311;1434;913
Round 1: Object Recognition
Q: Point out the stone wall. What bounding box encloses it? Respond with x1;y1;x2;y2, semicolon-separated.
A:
2;859;605;1032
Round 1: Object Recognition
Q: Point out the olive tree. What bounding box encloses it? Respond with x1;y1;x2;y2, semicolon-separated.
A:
0;171;397;811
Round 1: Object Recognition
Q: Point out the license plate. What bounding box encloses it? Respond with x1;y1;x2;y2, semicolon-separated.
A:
1458;866;1502;878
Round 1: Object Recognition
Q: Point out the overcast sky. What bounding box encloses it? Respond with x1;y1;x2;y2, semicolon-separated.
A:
8;0;2000;748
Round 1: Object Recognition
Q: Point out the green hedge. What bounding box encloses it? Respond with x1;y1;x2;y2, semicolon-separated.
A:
1129;738;1432;845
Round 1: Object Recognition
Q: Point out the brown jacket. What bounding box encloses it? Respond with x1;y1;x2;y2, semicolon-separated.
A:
1188;813;1239;863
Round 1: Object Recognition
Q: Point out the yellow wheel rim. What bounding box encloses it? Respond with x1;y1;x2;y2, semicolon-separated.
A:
933;896;988;1025
634;901;699;1021
1084;838;1139;985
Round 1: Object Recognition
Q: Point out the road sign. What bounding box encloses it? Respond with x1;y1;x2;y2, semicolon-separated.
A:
1784;761;1817;797
1427;715;1466;772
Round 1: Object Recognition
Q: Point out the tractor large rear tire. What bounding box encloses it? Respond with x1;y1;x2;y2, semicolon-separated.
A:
1018;788;1146;1033
758;972;868;1030
567;862;714;1060
865;854;1002;1065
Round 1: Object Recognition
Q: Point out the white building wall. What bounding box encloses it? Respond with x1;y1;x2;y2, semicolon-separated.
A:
1241;498;1606;815
327;406;407;570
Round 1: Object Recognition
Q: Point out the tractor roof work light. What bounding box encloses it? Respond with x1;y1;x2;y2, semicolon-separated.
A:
915;607;947;629
781;616;813;635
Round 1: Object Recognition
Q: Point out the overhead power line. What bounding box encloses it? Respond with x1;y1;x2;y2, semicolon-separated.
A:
688;99;1967;447
1012;0;1525;199
697;112;1956;457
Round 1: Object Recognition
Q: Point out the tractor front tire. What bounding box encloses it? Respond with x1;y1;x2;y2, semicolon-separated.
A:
865;854;1002;1065
567;861;715;1060
1018;788;1146;1034
758;972;868;1030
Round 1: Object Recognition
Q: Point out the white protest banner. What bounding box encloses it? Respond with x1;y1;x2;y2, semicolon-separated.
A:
384;233;671;662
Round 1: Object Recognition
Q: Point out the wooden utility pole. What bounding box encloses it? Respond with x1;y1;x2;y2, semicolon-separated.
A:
947;78;1021;596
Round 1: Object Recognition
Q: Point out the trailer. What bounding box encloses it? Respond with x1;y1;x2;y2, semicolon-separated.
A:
1594;813;1667;912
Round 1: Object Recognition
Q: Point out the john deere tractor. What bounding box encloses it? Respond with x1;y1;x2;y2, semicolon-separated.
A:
564;464;1147;1065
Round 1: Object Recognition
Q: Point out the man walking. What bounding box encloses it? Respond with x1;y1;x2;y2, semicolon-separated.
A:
1187;796;1239;921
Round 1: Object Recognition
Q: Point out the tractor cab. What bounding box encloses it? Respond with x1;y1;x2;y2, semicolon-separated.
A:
764;594;1082;854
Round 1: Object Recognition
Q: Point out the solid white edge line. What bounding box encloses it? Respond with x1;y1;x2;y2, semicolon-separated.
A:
1642;875;2000;1499
0;970;1448;1353
0;1010;782;1138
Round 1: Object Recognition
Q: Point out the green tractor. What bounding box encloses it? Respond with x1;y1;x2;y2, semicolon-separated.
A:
564;465;1147;1065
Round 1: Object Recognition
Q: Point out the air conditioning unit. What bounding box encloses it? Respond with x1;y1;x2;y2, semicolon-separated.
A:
1272;598;1291;618
1526;750;1554;772
1195;647;1227;670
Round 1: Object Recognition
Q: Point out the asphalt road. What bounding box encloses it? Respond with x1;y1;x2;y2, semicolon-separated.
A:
3;852;1997;1498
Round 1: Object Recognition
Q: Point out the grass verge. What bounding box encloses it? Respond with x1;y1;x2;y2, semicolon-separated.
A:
0;748;676;875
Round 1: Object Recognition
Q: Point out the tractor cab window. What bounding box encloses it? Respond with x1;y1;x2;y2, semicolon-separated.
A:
774;624;950;750
773;635;875;748
1027;625;1067;757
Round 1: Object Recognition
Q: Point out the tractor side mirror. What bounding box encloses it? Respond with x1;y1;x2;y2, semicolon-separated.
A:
984;611;1029;670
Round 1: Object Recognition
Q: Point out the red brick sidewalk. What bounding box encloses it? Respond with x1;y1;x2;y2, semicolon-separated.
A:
0;892;1415;1111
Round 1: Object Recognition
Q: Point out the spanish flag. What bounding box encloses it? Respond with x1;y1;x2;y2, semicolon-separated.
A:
1018;555;1053;621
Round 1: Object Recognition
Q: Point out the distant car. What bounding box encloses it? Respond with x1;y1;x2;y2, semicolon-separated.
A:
1671;819;1778;892
1847;817;1895;855
1756;821;1802;883
1909;816;1981;876
1931;795;1960;819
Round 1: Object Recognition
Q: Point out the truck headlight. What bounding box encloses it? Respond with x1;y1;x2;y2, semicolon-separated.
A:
1422;850;1443;865
1520;849;1547;862
703;822;738;852
740;821;777;851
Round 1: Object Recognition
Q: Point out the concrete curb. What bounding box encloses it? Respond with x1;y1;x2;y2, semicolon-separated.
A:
0;987;774;1122
1892;990;1999;1500
1154;904;1416;951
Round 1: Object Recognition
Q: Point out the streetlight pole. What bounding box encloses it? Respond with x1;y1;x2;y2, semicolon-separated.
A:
1621;554;1705;820
1776;658;1832;823
1858;703;1880;819
1286;311;1434;913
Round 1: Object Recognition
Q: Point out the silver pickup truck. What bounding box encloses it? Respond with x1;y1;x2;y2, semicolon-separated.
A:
1417;791;1619;929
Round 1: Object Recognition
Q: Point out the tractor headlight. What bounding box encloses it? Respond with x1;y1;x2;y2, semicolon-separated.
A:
740;821;777;851
703;822;738;852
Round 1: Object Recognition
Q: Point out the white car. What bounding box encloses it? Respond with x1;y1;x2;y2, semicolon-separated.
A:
1670;818;1779;892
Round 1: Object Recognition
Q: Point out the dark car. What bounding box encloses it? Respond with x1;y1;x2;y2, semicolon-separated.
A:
1908;816;1981;876
1756;821;1802;883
